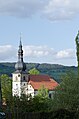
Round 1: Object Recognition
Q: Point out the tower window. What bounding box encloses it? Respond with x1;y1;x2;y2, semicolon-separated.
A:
16;84;18;86
24;83;25;86
23;76;26;81
18;75;20;77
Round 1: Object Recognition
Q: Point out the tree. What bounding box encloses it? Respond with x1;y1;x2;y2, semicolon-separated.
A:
37;85;48;98
0;76;2;111
52;72;79;113
75;31;79;78
31;85;53;112
29;68;40;75
0;74;12;101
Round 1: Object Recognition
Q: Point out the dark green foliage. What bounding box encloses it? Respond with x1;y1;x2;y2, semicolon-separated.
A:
75;31;79;78
5;109;77;119
52;72;79;113
0;63;77;83
0;74;12;100
0;63;15;76
26;63;40;70
5;94;52;114
2;72;79;118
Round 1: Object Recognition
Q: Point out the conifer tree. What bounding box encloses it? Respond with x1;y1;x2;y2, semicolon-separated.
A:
75;31;79;78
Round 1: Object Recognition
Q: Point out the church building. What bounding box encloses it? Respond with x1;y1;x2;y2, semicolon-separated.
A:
12;40;58;97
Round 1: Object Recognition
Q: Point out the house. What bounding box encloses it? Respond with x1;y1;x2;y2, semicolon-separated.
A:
29;75;58;97
12;40;58;97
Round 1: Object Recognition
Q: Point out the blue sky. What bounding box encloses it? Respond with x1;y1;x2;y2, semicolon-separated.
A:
0;0;79;66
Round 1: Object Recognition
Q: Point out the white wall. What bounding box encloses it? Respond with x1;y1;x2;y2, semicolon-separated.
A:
12;72;34;97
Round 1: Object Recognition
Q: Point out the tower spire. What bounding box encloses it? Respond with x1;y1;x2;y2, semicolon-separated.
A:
20;33;22;46
19;32;22;48
15;36;26;72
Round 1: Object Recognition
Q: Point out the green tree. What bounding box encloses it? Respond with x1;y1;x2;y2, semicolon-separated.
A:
32;85;53;112
0;74;12;100
0;76;2;111
75;31;79;78
37;85;48;98
29;68;40;75
52;72;79;113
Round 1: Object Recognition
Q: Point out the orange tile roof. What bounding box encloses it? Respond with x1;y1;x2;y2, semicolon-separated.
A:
29;75;58;90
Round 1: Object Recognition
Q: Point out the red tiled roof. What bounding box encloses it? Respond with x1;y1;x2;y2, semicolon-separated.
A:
29;75;58;90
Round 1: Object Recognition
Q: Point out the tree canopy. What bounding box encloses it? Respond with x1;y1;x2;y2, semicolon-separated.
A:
29;68;40;75
37;85;48;98
75;31;79;78
52;72;79;113
0;74;12;100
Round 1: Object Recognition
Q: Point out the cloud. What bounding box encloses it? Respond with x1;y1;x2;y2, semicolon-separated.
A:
0;0;44;17
56;49;75;59
0;45;16;61
22;46;75;62
43;0;79;21
0;0;79;20
0;45;75;65
23;45;55;57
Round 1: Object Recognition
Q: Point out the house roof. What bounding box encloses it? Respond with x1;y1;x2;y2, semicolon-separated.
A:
29;75;58;90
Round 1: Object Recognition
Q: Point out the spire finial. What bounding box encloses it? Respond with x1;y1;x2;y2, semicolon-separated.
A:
20;32;22;41
19;32;22;46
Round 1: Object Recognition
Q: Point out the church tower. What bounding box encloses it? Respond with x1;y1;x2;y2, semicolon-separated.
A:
12;39;28;97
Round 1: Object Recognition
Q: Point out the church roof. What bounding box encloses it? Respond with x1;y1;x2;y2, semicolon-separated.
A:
29;75;58;90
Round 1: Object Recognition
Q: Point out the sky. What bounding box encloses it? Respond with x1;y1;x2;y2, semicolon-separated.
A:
0;0;79;66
